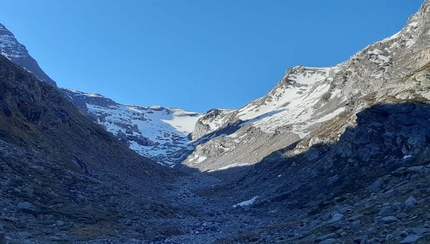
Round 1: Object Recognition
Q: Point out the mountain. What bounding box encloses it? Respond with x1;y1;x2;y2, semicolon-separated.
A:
0;23;202;166
2;1;430;243
60;88;203;166
178;1;430;243
182;0;430;172
0;54;197;242
0;23;56;87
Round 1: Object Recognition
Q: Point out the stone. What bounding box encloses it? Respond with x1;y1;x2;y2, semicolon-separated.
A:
378;206;395;217
392;202;404;210
56;220;65;227
319;238;337;244
144;231;156;242
399;235;423;243
17;202;37;214
396;212;408;219
367;178;384;193
350;221;361;230
405;196;418;208
348;214;364;222
315;233;336;242
407;166;424;173
330;213;344;222
381;216;398;223
416;182;430;189
385;234;393;241
353;235;368;243
17;232;32;239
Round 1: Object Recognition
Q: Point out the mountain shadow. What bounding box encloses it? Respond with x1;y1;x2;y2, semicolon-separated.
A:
187;101;430;243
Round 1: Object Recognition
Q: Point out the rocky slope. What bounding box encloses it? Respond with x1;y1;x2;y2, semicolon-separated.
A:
182;0;430;173
60;88;202;166
0;23;56;87
0;54;192;243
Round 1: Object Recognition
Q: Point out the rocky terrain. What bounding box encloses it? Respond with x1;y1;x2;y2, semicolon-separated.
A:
1;1;430;244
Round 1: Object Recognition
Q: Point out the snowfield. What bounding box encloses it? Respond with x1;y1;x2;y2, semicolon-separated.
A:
86;103;202;165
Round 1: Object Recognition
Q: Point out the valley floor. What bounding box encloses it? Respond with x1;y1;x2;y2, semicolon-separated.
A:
68;163;430;244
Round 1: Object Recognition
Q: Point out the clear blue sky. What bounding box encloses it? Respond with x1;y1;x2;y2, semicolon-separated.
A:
0;0;423;112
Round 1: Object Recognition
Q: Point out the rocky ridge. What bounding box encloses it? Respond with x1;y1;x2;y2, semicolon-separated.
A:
181;0;430;173
0;23;56;87
60;88;202;166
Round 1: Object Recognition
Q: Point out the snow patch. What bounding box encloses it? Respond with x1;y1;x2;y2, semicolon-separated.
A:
289;67;330;85
85;102;202;166
233;196;258;208
402;155;412;160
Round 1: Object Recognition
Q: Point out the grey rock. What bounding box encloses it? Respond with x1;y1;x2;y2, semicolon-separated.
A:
319;238;337;244
144;231;156;242
316;233;337;242
350;221;361;230
396;212;408;219
0;232;5;244
406;166;424;173
348;214;364;222
330;213;344;222
385;234;394;241
378;206;395;217
17;202;37;214
367;178;384;193
405;196;418;208
380;216;398;223
399;235;423;243
17;232;32;239
56;220;65;226
393;202;404;210
353;235;368;243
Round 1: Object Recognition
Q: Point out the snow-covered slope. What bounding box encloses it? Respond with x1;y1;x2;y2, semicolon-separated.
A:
61;88;202;166
236;66;342;137
182;3;430;172
0;23;56;86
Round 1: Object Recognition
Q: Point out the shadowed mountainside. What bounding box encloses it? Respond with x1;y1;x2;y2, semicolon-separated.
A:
0;55;191;242
181;101;430;243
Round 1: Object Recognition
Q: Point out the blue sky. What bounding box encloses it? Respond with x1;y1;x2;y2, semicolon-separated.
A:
0;0;422;112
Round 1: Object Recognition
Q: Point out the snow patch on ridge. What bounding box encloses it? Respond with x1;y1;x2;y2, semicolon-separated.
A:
86;103;202;165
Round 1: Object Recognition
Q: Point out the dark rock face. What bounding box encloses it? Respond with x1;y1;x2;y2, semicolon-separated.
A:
0;23;56;87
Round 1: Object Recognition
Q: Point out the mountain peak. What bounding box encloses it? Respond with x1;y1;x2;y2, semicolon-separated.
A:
0;23;56;87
